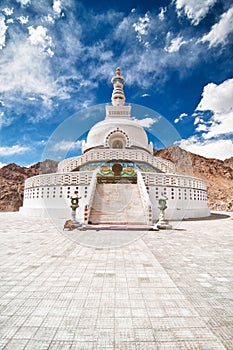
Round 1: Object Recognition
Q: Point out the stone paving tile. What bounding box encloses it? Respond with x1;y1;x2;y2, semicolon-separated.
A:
24;339;52;350
3;339;29;350
156;341;227;349
70;342;97;350
53;328;76;342
41;316;63;328
134;328;155;342
72;328;98;342
59;317;80;328
13;326;39;339
0;212;232;350
96;318;114;329
33;327;58;341
4;315;26;327
49;341;73;350
0;326;19;339
114;342;138;350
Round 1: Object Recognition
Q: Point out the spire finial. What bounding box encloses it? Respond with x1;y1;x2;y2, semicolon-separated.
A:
111;67;125;106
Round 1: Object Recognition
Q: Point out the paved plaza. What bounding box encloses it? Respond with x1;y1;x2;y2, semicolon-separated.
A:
0;212;233;349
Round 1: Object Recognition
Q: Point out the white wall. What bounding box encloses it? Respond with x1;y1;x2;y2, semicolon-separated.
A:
20;170;210;221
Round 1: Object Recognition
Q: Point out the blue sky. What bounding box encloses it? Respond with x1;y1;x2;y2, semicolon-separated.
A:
0;0;232;167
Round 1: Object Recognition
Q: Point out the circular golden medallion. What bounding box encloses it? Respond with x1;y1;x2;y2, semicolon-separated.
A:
112;163;123;176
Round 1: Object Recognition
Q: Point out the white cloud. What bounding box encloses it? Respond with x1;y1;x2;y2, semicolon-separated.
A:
165;35;187;53
16;0;31;6
0;111;4;127
199;7;233;47
0;110;13;128
195;124;208;132
177;78;233;160
177;137;233;160
18;16;29;24
158;7;167;21
196;78;233;139
133;13;150;41
114;16;133;41
111;9;216;89
28;25;53;56
174;0;217;25
174;112;188;123
202;111;233;140
53;140;83;152
0;145;30;156
133;117;157;128
193;115;204;125
43;14;55;24
53;0;62;15
47;47;54;57
141;93;150;97
0;161;7;168
197;80;233;112
0;14;7;49
0;40;68;101
2;8;14;16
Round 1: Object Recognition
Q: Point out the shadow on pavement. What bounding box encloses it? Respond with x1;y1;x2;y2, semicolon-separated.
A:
182;212;230;221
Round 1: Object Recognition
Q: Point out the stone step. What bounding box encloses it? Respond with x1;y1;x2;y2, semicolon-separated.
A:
90;210;145;216
89;183;146;224
89;216;146;224
90;213;145;221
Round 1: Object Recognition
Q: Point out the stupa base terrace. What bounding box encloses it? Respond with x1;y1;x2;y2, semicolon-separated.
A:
20;164;209;223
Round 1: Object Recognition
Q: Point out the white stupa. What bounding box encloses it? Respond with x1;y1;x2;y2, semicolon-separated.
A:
20;68;210;224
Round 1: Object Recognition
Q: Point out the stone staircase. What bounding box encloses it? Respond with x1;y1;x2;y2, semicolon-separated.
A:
89;183;146;224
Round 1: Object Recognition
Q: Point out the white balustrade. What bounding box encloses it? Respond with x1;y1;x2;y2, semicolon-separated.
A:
83;170;98;224
137;172;153;225
141;172;206;190
57;149;175;174
24;169;206;193
24;171;94;189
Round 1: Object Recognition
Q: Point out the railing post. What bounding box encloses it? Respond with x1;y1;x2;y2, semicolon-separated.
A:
83;170;98;224
137;172;153;225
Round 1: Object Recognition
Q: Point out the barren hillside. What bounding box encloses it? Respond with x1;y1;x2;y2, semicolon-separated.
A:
154;146;233;211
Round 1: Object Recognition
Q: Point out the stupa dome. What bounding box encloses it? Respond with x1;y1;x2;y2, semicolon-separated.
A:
83;68;152;153
84;117;150;152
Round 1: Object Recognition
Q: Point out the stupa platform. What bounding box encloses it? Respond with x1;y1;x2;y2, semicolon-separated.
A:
0;211;232;349
81;224;152;231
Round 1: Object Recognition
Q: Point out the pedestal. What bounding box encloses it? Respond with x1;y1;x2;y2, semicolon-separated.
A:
63;209;82;230
157;220;172;230
71;211;82;228
151;223;159;231
156;213;172;230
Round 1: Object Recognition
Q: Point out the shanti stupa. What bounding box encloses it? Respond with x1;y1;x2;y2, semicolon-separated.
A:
20;68;210;224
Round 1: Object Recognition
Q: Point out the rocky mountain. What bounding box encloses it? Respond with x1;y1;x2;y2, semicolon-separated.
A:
0;148;232;212
0;160;58;212
154;146;233;212
224;156;233;169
